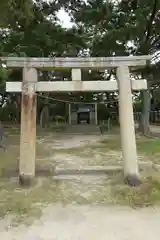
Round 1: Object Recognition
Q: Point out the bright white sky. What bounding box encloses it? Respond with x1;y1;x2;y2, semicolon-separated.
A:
57;9;73;28
45;0;73;28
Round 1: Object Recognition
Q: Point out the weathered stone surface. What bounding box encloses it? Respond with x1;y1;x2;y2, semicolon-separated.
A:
3;55;152;68
6;79;147;92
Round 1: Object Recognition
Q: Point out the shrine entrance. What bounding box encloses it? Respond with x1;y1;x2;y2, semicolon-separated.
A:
77;109;90;124
4;55;151;187
68;102;97;125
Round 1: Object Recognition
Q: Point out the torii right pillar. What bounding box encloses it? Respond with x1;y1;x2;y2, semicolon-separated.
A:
117;66;140;186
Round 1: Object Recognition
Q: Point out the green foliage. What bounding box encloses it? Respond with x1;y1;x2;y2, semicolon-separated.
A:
64;0;160;57
0;0;34;27
0;67;11;84
55;115;66;123
114;176;160;207
0;0;160;122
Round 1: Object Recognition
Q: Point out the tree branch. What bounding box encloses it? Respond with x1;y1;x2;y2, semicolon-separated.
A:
145;0;158;43
152;35;160;47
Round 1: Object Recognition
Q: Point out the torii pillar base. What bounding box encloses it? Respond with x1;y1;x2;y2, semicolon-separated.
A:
19;174;35;187
124;175;141;187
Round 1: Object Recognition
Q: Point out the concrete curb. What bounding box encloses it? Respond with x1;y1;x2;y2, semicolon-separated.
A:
54;161;160;176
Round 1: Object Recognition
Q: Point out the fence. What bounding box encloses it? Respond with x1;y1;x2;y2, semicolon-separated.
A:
134;111;160;125
101;111;160;126
48;110;160;126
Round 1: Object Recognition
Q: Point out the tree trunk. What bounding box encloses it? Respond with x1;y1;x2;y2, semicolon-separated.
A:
139;90;151;135
40;106;49;128
15;94;21;123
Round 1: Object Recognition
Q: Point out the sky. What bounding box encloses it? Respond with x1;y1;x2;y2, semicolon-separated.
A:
57;9;73;28
45;0;73;28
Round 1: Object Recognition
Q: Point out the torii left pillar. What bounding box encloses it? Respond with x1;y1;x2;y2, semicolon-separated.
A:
19;67;37;186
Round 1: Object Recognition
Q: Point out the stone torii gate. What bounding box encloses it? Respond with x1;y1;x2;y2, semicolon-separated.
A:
4;55;151;186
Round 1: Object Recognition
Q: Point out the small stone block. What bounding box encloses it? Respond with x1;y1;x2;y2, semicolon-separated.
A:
71;69;81;81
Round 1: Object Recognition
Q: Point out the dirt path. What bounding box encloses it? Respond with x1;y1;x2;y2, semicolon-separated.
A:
1;133;160;239
1;205;160;239
38;133;105;149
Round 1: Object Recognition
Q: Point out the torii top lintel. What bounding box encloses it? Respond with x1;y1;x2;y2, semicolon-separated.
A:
2;55;152;69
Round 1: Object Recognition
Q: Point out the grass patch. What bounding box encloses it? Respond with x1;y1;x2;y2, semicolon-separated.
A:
99;136;121;150
1;172;160;226
112;174;160;207
137;138;160;155
0;178;58;224
0;139;51;178
99;136;160;156
49;124;67;132
0;126;55;223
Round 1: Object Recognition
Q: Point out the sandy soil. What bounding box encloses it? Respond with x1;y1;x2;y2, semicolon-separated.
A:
38;133;105;149
1;205;160;240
